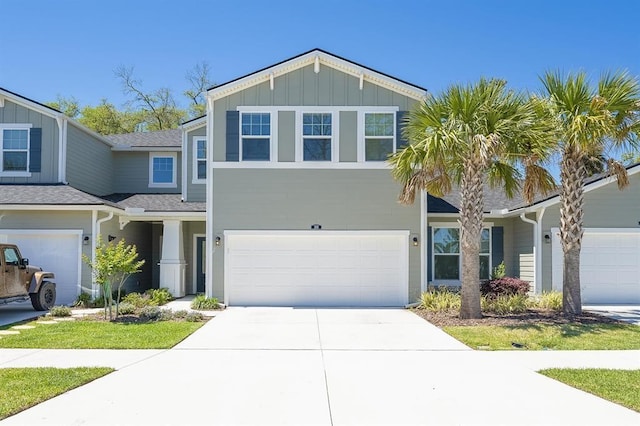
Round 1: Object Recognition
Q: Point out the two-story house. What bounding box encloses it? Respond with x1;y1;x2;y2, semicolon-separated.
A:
2;49;639;307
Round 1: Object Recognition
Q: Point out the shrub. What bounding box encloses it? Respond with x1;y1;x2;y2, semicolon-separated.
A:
117;302;136;315
417;288;461;312
157;308;174;321
482;294;529;314
191;294;220;310
139;306;161;320
531;291;562;311
491;261;506;280
146;288;172;306
481;277;530;298
49;305;72;317
92;296;106;308
73;292;92;308
123;292;153;308
185;311;204;322
173;309;188;319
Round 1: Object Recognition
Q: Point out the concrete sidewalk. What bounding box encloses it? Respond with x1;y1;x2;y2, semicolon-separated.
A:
1;308;639;425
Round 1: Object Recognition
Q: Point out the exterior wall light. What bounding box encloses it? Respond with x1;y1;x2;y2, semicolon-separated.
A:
215;236;221;246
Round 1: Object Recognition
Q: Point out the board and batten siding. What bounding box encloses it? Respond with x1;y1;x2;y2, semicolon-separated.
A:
113;151;182;194
540;171;640;292
211;168;422;303
0;99;59;183
212;64;418;162
185;125;207;202
65;124;114;196
511;215;535;283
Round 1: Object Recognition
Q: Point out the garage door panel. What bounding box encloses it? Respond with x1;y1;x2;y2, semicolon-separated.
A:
553;228;640;304
226;232;408;307
0;231;81;306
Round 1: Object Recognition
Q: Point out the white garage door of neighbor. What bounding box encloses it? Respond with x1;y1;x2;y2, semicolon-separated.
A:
225;231;409;307
552;228;640;304
0;231;82;305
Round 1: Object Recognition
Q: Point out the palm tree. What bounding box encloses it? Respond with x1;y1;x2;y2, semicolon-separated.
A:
540;71;640;315
390;79;556;319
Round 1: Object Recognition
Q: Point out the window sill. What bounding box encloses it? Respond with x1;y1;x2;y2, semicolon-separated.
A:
191;179;206;185
148;183;177;188
0;172;32;178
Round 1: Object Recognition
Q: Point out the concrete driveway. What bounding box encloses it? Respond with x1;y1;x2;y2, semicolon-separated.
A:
0;300;44;327
585;305;640;325
2;308;640;425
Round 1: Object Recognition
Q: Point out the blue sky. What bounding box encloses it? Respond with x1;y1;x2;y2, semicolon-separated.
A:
1;0;639;110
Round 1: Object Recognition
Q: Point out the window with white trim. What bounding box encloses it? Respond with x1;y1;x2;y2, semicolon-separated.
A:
149;152;177;187
241;112;270;161
364;112;395;161
1;128;29;172
302;113;332;161
432;227;491;281
193;137;206;182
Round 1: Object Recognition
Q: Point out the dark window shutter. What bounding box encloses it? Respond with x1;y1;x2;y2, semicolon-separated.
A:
491;226;504;270
226;111;240;162
396;111;409;150
427;226;433;283
29;128;42;173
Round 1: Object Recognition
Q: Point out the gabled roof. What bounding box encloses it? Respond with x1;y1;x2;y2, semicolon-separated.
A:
0;87;61;117
106;129;182;149
208;48;428;101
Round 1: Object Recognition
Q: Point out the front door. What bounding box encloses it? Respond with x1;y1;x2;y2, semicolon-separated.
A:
196;237;206;293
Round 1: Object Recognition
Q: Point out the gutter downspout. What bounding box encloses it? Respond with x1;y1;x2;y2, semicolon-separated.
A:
519;210;544;294
92;211;114;298
420;190;426;294
205;95;215;299
181;125;187;201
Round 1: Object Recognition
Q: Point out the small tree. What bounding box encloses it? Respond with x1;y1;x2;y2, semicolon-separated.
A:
83;236;145;320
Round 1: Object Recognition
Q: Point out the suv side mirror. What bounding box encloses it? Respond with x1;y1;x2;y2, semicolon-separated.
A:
20;258;29;268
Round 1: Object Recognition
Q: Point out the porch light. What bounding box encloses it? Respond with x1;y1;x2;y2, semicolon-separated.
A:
544;233;551;244
108;235;117;242
215;236;221;246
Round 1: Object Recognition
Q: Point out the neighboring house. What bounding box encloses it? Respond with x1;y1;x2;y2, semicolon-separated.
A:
1;49;638;307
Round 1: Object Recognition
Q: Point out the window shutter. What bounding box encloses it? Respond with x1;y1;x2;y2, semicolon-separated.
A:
491;226;504;270
29;128;42;173
427;226;433;283
226;111;240;161
396;111;409;150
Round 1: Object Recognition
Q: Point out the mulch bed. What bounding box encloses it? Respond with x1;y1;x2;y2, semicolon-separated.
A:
412;308;627;327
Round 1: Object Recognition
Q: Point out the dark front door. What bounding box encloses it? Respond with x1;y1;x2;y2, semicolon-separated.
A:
196;237;206;293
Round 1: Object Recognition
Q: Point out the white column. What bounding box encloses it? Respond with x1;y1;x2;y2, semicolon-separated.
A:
159;220;186;297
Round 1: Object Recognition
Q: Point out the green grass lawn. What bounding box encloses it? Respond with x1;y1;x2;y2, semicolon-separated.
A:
0;367;113;420
0;320;204;349
443;323;640;350
540;369;640;412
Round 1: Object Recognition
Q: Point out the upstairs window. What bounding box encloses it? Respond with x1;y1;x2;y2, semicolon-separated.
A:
302;113;332;161
1;128;29;172
193;137;206;182
149;152;177;188
241;113;270;161
364;113;395;161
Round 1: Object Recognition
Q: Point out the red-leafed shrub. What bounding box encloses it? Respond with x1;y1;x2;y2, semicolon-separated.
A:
480;277;530;298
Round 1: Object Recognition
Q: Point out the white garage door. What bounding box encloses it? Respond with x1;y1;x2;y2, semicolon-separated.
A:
225;231;409;307
0;230;82;306
552;228;640;304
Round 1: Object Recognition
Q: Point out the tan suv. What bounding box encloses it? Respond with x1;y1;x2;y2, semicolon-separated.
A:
0;244;56;311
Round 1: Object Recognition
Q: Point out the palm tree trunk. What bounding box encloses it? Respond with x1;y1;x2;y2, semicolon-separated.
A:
560;149;585;315
459;161;484;319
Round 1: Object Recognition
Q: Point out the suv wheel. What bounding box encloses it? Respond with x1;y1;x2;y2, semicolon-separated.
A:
30;281;56;311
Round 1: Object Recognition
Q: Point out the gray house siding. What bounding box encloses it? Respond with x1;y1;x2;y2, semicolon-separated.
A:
113;151;182;194
211;169;422;303
212;65;418;162
511;215;534;282
539;172;640;292
0;99;59;183
277;111;295;162
185;125;207;202
65;124;114;195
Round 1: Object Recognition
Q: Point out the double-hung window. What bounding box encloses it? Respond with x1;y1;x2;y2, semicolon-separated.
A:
364;112;395;161
241;113;270;161
149;152;177;188
432;227;491;281
1;127;30;172
302;113;332;161
193;137;206;182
